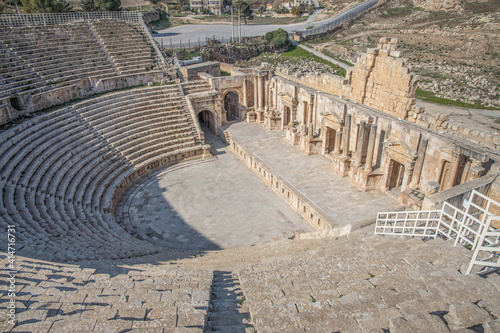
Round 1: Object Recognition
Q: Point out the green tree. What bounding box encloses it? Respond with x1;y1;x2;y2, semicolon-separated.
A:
233;0;253;24
290;6;300;16
21;0;71;12
94;0;120;11
80;0;95;11
264;28;290;48
257;4;265;15
175;0;189;11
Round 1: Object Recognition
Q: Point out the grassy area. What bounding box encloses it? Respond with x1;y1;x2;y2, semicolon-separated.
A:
221;70;231;76
320;48;354;66
416;88;499;110
281;45;346;76
380;6;423;18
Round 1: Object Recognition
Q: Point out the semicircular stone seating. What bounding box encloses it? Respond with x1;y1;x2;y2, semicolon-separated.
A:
0;82;209;262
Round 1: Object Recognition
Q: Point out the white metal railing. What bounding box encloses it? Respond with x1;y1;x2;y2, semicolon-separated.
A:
466;216;500;274
0;11;142;26
374;210;441;238
375;190;500;274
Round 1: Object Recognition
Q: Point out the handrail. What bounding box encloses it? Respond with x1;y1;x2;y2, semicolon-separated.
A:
375;190;499;274
0;11;142;26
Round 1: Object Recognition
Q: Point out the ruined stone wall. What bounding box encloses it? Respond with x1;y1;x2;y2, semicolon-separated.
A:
275;38;419;120
265;73;498;207
274;68;350;98
349;38;418;119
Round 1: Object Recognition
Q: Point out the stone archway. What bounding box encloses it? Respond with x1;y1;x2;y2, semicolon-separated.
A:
198;110;217;134
224;91;240;121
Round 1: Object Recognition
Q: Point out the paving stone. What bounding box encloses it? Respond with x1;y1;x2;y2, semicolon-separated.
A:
484;319;500;333
389;312;450;332
444;302;491;330
48;317;97;332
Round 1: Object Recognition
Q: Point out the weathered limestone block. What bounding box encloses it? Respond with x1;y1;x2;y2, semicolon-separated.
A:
444;303;491;330
484;320;500;333
426;181;440;195
389;313;450;332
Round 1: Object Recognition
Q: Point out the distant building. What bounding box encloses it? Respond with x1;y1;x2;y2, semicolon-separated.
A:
294;0;313;5
280;1;293;9
189;0;222;14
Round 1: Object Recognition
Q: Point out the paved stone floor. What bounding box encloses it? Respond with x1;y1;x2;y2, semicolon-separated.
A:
118;128;315;251
227;121;405;230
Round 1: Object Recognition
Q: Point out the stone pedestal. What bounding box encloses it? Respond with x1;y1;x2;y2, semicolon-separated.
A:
330;153;350;177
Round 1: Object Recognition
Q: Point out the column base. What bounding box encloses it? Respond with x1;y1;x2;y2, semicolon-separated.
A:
330;154;350;177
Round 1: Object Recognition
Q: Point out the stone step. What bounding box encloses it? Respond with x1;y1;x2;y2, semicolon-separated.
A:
207;324;255;333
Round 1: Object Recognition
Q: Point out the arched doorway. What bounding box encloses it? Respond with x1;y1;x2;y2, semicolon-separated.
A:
224;91;240;121
198;110;216;134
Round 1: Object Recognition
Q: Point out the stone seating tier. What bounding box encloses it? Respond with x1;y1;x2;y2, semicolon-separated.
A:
91;20;158;75
0;19;162;99
0;84;207;262
181;80;213;95
0;253;213;332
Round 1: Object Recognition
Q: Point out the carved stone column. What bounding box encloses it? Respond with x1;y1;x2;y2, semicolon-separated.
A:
401;161;415;192
365;124;378;173
257;75;264;110
342;114;351;159
409;138;428;189
443;152;461;190
253;75;258;108
307;103;313;125
242;78;248;107
307;123;314;139
265;79;269;108
355;120;366;168
334;131;342;154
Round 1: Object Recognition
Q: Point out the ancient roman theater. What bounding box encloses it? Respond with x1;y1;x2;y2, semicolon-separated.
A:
1;12;500;333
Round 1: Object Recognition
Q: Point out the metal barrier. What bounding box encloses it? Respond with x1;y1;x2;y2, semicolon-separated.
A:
0;11;171;70
0;11;142;26
374;210;441;238
299;0;379;37
466;216;500;274
375;190;500;274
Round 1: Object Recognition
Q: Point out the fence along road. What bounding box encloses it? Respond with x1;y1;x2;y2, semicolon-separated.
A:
154;0;380;49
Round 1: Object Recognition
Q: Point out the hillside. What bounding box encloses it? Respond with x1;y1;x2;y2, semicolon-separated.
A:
304;0;500;109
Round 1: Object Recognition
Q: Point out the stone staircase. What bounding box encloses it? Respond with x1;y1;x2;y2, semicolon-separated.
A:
206;270;255;333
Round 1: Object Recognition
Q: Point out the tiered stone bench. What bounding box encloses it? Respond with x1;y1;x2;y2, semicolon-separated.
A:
91;20;160;76
0;84;207;262
0;46;48;98
0;253;212;332
181;80;212;95
0;23;116;87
